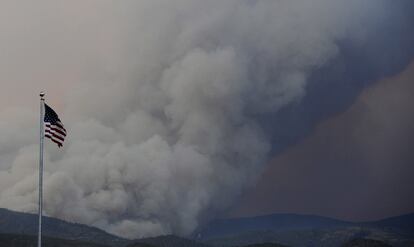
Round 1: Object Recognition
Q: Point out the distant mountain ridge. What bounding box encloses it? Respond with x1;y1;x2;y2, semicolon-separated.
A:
362;213;414;236
0;208;213;247
0;208;129;246
0;208;413;247
131;235;210;247
192;213;353;240
0;233;157;247
0;233;112;247
193;213;414;241
194;213;414;247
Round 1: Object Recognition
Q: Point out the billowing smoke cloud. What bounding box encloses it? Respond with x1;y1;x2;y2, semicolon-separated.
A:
0;0;391;238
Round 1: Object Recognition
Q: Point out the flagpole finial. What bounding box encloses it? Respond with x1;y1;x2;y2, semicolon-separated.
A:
40;91;45;99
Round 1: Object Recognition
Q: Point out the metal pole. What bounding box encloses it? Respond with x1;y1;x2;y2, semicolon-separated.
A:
38;92;45;247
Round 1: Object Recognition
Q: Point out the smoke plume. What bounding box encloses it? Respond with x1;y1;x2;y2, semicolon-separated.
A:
0;0;391;238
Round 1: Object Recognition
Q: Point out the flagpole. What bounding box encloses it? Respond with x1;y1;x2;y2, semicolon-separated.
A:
38;92;45;247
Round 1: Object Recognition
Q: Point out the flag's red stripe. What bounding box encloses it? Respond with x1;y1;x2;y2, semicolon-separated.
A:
45;132;63;143
46;125;66;136
45;126;66;138
45;123;66;134
51;138;63;147
45;134;63;147
55;122;65;131
47;129;66;140
45;129;65;142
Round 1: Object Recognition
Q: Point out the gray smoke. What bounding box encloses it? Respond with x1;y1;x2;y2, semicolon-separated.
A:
0;0;389;238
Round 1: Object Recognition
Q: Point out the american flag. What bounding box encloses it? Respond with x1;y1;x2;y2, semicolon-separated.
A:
44;103;66;147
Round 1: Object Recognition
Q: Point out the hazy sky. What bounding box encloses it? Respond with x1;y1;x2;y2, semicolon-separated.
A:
230;61;414;222
0;0;412;238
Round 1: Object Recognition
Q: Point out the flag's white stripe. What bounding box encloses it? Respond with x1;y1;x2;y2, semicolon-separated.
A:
45;125;66;138
44;123;66;147
45;132;63;142
56;120;65;128
45;121;65;129
45;133;64;144
45;136;63;146
45;123;66;134
45;129;65;142
44;127;66;139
